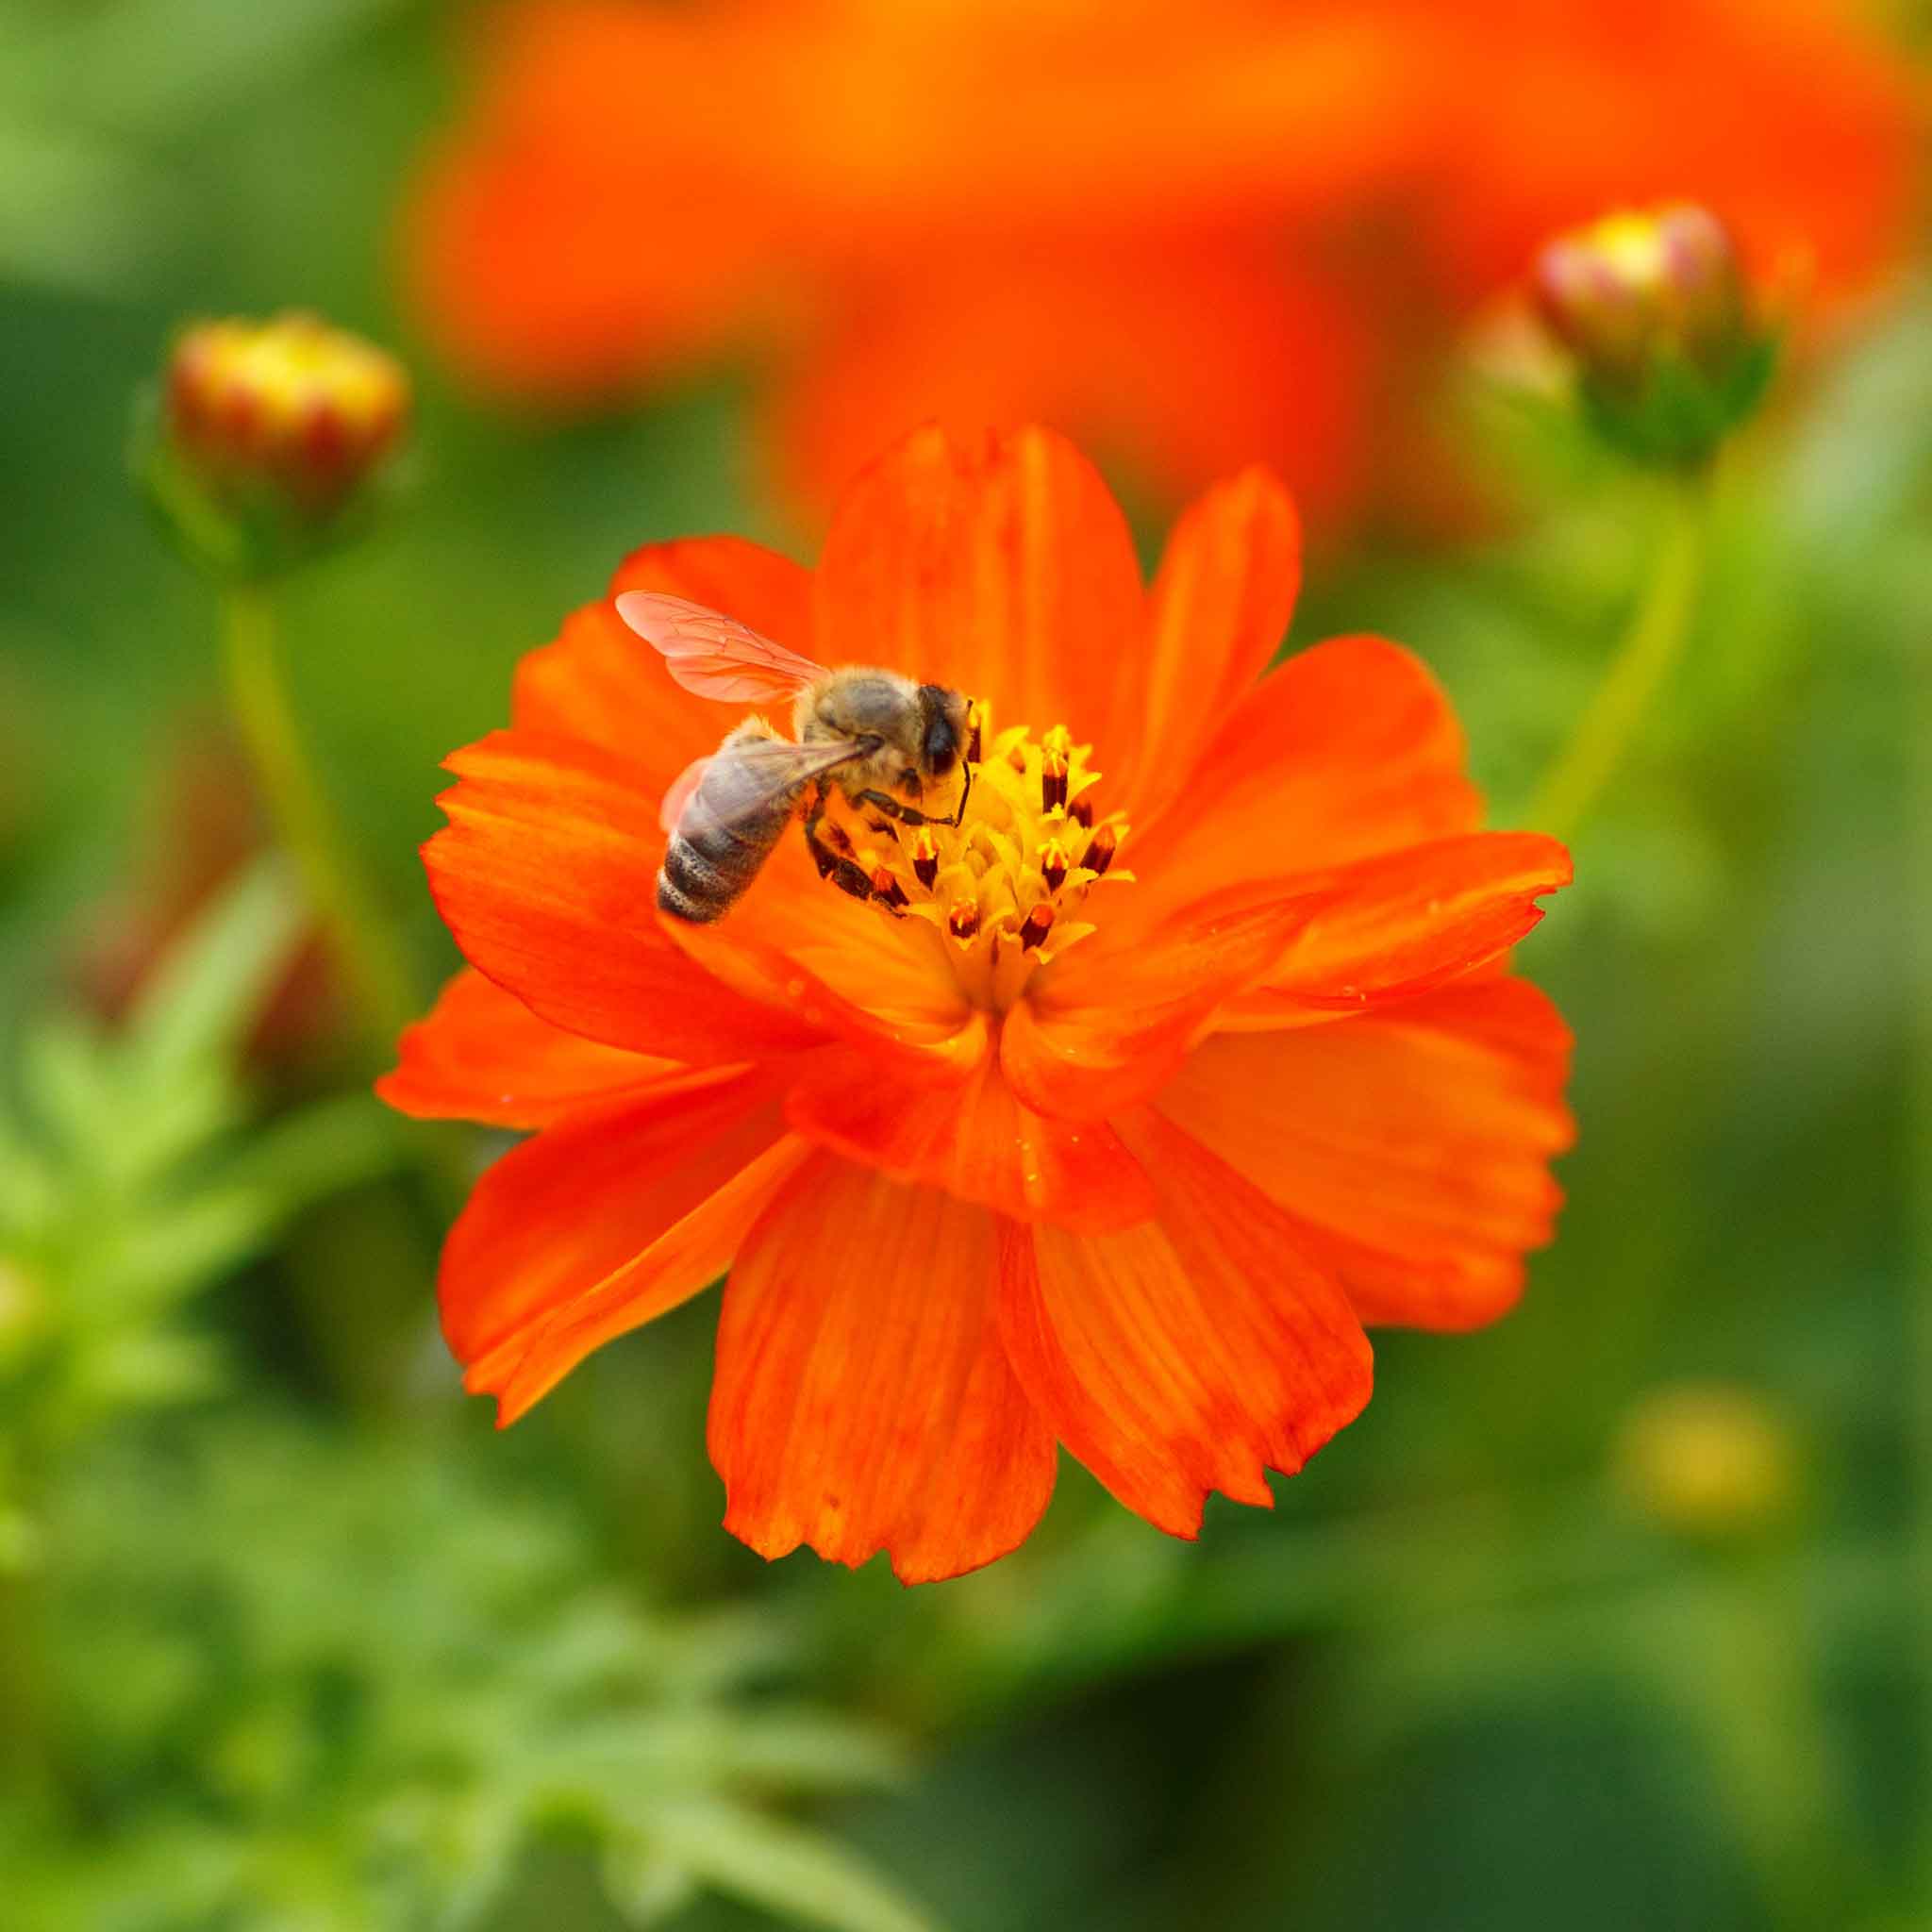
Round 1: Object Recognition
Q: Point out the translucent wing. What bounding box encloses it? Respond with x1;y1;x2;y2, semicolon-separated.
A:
675;734;869;843
615;591;828;703
658;753;710;834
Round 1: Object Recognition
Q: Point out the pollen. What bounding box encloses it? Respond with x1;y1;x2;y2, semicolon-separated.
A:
811;703;1130;1010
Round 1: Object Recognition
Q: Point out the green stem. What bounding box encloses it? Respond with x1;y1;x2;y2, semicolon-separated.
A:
1530;471;1714;840
1907;544;1932;1908
219;583;472;1399
1694;1562;1878;1931
219;582;418;1051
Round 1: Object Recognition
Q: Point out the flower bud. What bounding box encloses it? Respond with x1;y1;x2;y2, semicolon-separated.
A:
137;312;411;577
1533;205;1776;468
1611;1382;1801;1541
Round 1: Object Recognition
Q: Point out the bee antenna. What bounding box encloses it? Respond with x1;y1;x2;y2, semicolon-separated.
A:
946;759;974;827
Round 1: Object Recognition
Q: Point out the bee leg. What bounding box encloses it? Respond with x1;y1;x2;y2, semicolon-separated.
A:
803;790;874;902
851;789;930;824
855;763;974;829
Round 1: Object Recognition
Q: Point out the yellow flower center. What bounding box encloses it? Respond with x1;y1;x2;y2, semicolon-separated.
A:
816;704;1129;1010
1586;210;1672;293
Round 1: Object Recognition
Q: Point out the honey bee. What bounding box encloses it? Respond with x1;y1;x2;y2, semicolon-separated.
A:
615;591;975;924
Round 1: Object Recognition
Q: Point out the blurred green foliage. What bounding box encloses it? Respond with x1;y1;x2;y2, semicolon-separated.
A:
0;865;392;1473
11;1415;929;1932
0;873;935;1932
0;1;1928;1928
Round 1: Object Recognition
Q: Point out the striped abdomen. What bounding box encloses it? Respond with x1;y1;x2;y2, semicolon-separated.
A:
657;724;810;923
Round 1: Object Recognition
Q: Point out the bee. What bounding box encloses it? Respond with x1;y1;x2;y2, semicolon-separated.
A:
615;591;975;924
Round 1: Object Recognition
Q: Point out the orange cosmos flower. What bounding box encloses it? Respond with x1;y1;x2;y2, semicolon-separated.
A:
1423;0;1923;313
401;0;1917;528
381;425;1574;1581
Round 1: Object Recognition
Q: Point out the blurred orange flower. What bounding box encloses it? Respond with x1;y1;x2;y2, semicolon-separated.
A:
381;424;1574;1581
402;0;1918;528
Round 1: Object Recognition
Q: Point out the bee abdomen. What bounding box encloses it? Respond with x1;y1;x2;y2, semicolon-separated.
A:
658;810;790;924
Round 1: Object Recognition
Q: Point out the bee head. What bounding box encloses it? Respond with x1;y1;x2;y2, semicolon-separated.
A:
916;684;970;778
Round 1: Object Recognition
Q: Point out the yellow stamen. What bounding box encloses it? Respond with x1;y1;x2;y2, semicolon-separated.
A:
811;699;1131;1010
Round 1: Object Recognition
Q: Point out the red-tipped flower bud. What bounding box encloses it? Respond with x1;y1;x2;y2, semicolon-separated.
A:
1532;205;1775;468
139;312;412;577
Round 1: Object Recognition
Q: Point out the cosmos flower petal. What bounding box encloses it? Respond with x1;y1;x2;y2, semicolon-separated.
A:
514;536;812;788
996;1111;1372;1539
784;1046;1158;1234
1241;831;1574;1013
1124;465;1302;820
877;1316;1062;1587
998;996;1210;1126
377;967;675;1128
440;1064;785;1393
708;1155;1056;1582
425;729;829;1059
487;1135;817;1427
1160;980;1574;1329
812;424;1142;741
1004;884;1333;1121
1124;635;1482;904
669;911;987;1073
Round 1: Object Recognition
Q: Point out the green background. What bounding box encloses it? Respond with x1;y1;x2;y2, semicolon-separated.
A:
1;3;1927;1927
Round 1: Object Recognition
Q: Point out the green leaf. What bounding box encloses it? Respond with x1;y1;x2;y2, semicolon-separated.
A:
120;858;304;1085
216;1093;406;1215
79;1329;227;1411
600;1837;699;1927
92;1071;240;1200
82;1188;279;1313
18;1012;113;1155
0;1112;59;1235
640;1796;941;1932
547;1709;908;1795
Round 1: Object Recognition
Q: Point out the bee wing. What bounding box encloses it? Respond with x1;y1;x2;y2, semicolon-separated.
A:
675;735;869;842
615;591;829;704
658;753;711;834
